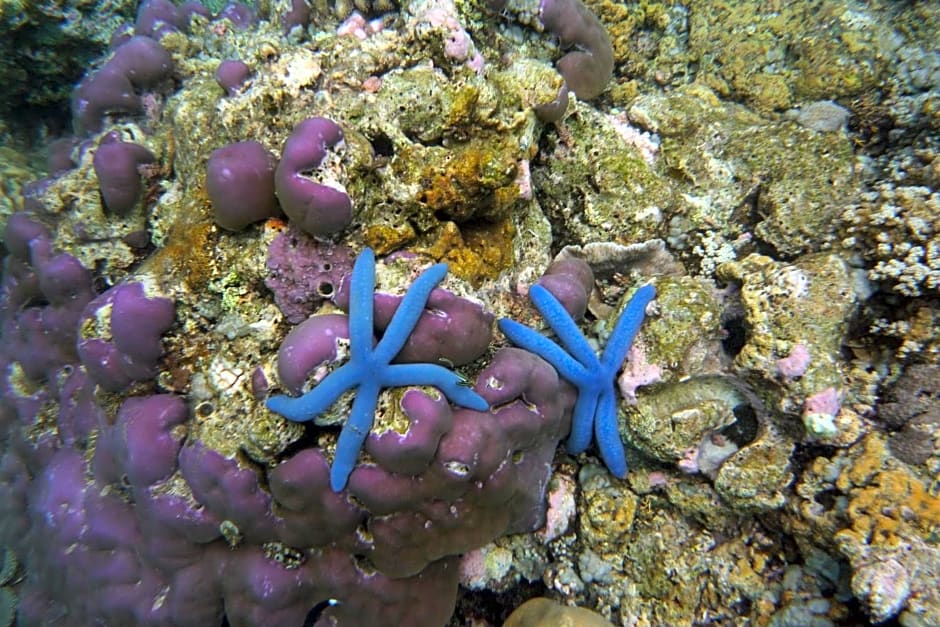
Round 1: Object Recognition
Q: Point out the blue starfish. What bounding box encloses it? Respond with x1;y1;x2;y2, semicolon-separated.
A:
498;283;655;478
267;248;489;491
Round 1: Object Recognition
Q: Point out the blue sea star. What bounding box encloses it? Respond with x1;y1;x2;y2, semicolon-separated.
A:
498;283;656;478
267;248;490;491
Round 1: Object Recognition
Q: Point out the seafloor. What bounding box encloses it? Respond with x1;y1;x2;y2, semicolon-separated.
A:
0;0;938;625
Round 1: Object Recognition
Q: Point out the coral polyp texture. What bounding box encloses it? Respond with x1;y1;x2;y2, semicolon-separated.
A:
3;0;940;625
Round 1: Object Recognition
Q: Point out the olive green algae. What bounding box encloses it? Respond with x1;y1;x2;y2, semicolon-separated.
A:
628;84;856;259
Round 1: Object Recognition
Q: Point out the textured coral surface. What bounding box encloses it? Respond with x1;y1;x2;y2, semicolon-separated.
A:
1;0;940;626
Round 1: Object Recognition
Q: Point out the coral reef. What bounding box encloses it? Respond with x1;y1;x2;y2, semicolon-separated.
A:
2;0;940;625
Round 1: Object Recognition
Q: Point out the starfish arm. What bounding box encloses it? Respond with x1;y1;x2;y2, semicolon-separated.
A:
498;318;588;384
349;248;377;361
330;380;381;491
266;363;360;422
600;284;656;373
566;388;601;455
528;284;600;367
372;262;449;364
381;363;489;411
594;387;628;477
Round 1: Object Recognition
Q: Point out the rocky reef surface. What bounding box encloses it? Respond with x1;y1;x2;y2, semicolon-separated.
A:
1;0;939;625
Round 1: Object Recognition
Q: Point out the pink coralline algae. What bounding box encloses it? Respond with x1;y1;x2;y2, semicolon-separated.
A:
617;343;663;404
804;386;841;416
265;227;354;323
776;342;812;379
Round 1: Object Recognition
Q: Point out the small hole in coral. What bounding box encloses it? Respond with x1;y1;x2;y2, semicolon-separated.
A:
721;316;746;357
369;132;394;158
317;282;334;298
196;402;215;417
814;488;838;510
722;403;759;446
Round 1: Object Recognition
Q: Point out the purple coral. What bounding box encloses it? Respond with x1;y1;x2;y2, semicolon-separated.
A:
71;35;174;134
46;136;80;174
136;0;181;38
326;255;494;367
539;0;613;99
265;226;354;323
275;313;351;395
282;0;312;34
333;283;495;367
275;117;353;237
94;395;188;488
489;0;613;121
136;0;210;38
77;281;175;392
365;388;453;475
205;140;280;231
93;132;156;216
215;59;252;96
347;347;572;577
536;256;594;318
2;214;94;382
216;2;258;30
1;223;576;624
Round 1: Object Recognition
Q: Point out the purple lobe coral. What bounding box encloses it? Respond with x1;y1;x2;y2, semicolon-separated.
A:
71;36;173;134
2;215;94;382
205;140;281;231
334;282;495;367
539;0;614;100
536;256;594;318
93;132;155;215
77;281;175;392
215;59;252;96
489;0;613;121
136;0;209;39
275;117;353;237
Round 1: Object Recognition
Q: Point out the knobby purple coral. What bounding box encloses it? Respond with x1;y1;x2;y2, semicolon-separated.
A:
275;117;353;237
71;35;173;134
93;132;155;216
206;140;281;231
